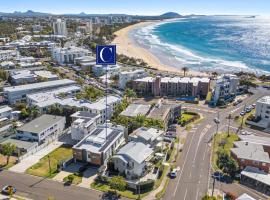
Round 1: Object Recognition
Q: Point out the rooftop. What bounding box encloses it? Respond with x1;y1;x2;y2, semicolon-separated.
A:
231;141;270;164
1;138;37;150
11;70;37;80
74;124;124;154
147;103;171;121
4;79;76;93
0;105;12;114
241;166;270;186
236;193;256;200
34;70;58;79
257;96;270;105
131;127;164;143
115;141;153;164
120;104;151;117
17;114;65;134
71;111;100;119
238;134;270;147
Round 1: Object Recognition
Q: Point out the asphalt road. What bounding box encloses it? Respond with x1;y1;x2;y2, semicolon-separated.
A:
164;88;270;200
0;170;103;200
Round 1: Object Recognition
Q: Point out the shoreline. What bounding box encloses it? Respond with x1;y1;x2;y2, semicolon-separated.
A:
112;21;208;77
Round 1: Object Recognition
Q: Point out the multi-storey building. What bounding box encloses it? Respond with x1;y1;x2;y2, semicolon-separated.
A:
73;123;126;166
4;79;76;103
52;47;91;65
212;74;239;105
132;76;210;98
16;114;66;144
53;19;67;36
119;69;147;89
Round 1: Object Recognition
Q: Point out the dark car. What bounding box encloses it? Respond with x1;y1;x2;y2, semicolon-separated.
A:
102;191;120;200
1;185;16;195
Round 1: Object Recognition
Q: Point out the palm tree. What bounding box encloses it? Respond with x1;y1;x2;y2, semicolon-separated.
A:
124;88;137;102
1;143;16;165
182;67;189;77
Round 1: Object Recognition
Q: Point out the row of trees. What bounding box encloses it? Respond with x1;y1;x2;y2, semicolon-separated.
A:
217;150;239;177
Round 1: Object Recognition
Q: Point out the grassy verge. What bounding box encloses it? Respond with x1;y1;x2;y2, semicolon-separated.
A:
0;154;17;169
211;133;239;171
91;182;149;199
26;146;73;178
235;110;255;128
63;173;82;185
155;178;169;199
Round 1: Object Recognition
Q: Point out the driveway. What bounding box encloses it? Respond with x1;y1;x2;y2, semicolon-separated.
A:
79;167;98;188
53;163;84;182
9;141;63;173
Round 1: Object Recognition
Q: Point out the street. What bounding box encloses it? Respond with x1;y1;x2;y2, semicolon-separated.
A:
164;88;270;200
0;170;102;200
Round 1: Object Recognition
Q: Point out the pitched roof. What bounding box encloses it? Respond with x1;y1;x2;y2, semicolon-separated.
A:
116;141;153;164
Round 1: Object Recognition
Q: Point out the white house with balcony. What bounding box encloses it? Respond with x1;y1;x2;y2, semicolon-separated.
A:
112;141;153;180
251;96;270;129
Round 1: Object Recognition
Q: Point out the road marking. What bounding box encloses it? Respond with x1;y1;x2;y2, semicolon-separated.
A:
195;189;200;200
183;189;188;200
202;145;208;161
173;131;196;196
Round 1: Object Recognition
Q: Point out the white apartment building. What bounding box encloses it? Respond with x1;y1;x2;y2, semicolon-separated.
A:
119;69;147;89
53;19;67;36
0;50;19;61
254;96;270;128
10;70;37;85
16;114;66;144
84;96;121;123
71;111;101;141
33;70;59;81
212;74;239;105
92;65;121;77
26;85;82;112
0;106;12;119
4;79;76;104
52;47;91;64
73;123;126;166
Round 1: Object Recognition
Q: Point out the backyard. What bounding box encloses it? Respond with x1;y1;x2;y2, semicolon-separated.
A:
26;146;73;178
0;154;17;169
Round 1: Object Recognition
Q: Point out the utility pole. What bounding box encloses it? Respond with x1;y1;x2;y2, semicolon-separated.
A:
227;113;232;137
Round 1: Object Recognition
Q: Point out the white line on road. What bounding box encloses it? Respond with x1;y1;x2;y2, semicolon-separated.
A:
183;189;188;200
173;131;196;196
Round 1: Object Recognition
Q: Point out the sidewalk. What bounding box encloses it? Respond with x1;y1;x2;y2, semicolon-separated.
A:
0;194;32;200
9;141;63;173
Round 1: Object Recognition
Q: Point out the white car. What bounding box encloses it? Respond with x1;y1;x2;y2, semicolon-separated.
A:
170;169;178;178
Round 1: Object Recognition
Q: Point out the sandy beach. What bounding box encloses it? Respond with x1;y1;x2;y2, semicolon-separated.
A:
112;21;207;76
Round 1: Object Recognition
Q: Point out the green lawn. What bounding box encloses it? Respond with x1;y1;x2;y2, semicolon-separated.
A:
91;182;149;199
0;154;17;169
63;173;82;185
26;146;73;178
212;133;239;171
179;113;194;123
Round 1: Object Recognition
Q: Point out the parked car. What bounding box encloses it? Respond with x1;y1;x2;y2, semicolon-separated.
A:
102;191;120;200
170;169;178;178
240;111;245;116
166;131;177;138
1;185;16;195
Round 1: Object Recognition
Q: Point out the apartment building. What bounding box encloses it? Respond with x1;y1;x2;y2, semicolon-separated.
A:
71;111;101;141
52;47;91;65
16;114;66;144
4;79;76;103
132;76;210;98
212;74;239;105
254;96;270;128
53;19;67;36
119;69;147;89
73;123;126;166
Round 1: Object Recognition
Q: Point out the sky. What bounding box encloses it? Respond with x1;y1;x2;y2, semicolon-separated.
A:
0;0;270;15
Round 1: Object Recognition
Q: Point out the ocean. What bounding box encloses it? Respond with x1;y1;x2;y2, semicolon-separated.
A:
130;16;270;75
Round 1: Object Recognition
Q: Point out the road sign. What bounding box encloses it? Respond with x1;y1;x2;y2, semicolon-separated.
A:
96;45;116;65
